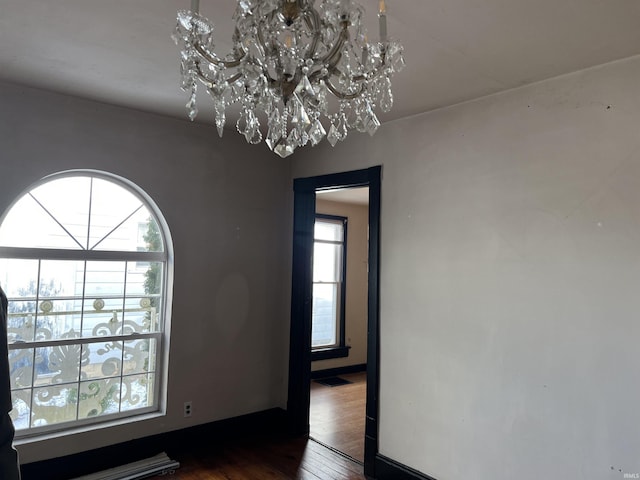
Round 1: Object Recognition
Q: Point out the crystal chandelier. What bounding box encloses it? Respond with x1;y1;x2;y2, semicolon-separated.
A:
173;0;405;158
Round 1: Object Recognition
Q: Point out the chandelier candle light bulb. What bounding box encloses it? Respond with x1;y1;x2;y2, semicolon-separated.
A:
173;0;405;158
379;0;387;43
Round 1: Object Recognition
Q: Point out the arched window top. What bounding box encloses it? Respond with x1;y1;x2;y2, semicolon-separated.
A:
0;173;164;253
0;171;171;437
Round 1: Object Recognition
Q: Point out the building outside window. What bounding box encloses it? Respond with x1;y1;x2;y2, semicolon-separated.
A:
0;171;172;437
312;214;348;359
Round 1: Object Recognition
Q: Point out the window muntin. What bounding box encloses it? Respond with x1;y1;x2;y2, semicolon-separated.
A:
311;215;346;349
0;176;163;252
0;172;169;437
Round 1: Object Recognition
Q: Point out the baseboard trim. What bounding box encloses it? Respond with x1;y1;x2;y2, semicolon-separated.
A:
375;454;438;480
310;363;366;379
20;408;287;480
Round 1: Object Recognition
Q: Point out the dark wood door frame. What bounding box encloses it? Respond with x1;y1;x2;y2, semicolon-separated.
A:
287;166;381;477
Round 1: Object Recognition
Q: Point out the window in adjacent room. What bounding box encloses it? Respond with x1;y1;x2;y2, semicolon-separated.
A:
0;171;172;437
311;214;349;360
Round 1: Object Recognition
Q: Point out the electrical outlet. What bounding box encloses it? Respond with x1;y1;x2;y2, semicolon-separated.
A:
183;401;192;417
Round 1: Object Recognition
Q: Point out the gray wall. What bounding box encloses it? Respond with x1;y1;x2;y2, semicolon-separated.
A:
293;56;640;479
0;82;293;464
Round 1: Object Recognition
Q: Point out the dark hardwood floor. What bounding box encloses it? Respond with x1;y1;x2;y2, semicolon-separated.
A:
148;432;366;479
310;372;366;463
145;372;367;479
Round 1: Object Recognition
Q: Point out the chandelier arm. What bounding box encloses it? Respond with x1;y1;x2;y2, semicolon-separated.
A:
255;13;279;86
329;55;390;91
256;17;269;55
350;48;390;82
225;72;243;85
195;63;242;88
323;78;364;101
307;67;329;83
193;60;217;87
302;7;322;61
194;42;244;69
319;24;349;69
195;69;213;88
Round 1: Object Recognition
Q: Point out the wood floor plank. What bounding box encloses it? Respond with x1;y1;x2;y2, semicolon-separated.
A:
309;372;366;463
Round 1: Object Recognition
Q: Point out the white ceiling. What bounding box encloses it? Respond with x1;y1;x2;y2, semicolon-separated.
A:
317;187;370;205
1;0;640;128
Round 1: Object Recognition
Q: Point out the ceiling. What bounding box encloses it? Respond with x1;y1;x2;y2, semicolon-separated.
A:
317;187;369;205
1;0;640;129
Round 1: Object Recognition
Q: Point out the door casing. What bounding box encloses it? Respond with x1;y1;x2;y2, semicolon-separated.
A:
287;166;381;476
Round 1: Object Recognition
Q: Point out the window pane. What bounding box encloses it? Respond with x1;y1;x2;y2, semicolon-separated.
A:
313;243;342;282
120;373;154;412
139;261;163;297
30;177;92;248
124;338;157;375
88;179;162;252
91;208;162;252
0;195;85;250
42;343;81;385
122;297;159;333
81;341;123;380
82;297;123;337
38;260;85;297
31;385;78;427
85;261;126;297
37;299;82;342
79;378;121;418
0;259;39;298
10;389;31;430
125;261;159;296
9;348;34;389
312;283;338;347
314;220;343;241
6;301;37;343
137;216;164;253
126;260;163;332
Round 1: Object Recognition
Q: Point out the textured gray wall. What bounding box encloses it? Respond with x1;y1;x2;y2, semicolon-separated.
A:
294;55;640;480
0;82;293;464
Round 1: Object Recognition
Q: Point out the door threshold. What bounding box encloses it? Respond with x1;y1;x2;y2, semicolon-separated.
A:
309;436;364;466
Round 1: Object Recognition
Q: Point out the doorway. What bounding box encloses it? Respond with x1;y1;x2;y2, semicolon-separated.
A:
310;187;369;462
287;166;381;477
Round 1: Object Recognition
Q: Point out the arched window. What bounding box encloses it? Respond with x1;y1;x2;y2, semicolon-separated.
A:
0;171;172;436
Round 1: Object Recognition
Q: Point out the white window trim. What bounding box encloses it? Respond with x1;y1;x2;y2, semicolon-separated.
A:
0;169;174;439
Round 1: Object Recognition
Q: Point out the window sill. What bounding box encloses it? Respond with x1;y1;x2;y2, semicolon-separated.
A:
311;345;350;361
13;410;165;446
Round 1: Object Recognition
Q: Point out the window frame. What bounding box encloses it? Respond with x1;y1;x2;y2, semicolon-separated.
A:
311;214;350;361
0;170;173;439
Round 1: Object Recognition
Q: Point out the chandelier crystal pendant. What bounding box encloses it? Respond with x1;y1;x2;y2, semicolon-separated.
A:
173;0;405;158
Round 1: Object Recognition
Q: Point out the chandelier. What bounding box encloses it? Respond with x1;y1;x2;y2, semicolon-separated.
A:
173;0;405;158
